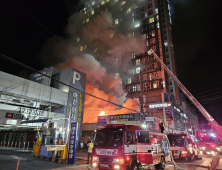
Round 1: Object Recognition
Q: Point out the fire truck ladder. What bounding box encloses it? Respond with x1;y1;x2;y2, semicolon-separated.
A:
148;49;222;137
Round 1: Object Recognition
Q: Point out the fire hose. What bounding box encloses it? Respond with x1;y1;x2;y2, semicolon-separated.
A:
165;136;184;170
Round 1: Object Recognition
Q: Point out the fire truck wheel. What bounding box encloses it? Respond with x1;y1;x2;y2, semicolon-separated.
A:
155;157;165;170
131;161;138;170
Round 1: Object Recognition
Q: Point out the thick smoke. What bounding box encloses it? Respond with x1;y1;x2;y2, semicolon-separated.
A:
40;1;145;123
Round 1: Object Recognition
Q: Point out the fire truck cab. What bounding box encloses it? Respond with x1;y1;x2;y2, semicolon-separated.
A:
92;124;171;170
168;134;198;161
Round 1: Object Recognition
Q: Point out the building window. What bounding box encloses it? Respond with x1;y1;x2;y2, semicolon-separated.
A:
92;10;94;15
84;45;87;50
149;17;154;23
142;57;146;63
136;59;140;65
86;18;89;23
150;38;156;45
157;22;159;28
136;84;140;91
133;85;136;92
153;81;159;88
149;23;154;29
136;67;140;74
115;19;119;24
153;72;159;79
150;46;156;52
148;9;153;15
140;13;145;19
148;3;152;9
128;78;131;84
145;13;147;17
77;38;80;42
132;53;135;59
116;73;120;78
140;6;145;12
143;34;146;39
80;46;83;51
149;30;155;37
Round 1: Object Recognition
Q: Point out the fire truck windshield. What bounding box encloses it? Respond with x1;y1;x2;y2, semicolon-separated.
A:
94;128;123;147
168;136;186;146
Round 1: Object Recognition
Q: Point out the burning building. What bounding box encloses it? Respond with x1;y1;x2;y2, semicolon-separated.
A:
38;0;194;134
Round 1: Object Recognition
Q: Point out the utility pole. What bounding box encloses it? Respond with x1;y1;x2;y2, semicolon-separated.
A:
140;64;144;123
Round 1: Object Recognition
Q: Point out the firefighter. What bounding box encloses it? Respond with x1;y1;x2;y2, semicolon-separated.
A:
87;140;93;164
159;120;165;133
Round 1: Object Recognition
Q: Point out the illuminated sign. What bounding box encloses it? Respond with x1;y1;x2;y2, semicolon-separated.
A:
68;122;78;164
20;107;44;116
149;103;171;108
73;71;81;84
173;106;181;112
6;113;24;119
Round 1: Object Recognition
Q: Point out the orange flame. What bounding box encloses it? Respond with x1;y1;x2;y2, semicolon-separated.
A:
99;111;106;116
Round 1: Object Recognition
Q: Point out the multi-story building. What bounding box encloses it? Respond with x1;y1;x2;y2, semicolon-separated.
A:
0;67;86;147
79;0;186;132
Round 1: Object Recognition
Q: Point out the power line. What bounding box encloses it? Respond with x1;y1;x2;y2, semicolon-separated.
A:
0;54;139;113
7;0;57;37
198;96;222;103
188;96;222;106
194;91;222;101
6;0;124;92
191;82;222;93
193;86;222;96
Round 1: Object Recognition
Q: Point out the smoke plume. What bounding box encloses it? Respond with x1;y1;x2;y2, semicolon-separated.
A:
40;1;145;123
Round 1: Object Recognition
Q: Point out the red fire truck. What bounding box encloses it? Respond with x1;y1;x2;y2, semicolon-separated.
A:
91;124;171;170
168;134;199;161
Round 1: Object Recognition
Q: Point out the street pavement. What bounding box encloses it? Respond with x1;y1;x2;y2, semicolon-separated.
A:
0;148;222;170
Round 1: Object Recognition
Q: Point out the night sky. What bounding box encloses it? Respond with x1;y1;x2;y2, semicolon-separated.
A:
0;0;222;124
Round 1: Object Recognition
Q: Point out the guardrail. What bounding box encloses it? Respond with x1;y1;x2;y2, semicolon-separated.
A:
0;140;35;149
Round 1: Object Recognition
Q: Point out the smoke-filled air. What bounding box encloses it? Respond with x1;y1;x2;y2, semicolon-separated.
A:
40;1;146;123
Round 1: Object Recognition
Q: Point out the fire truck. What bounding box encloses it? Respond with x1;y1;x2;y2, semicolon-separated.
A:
91;124;171;170
168;134;198;160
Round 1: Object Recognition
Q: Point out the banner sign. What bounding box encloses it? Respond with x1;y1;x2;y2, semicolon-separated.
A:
165;108;172;116
68;122;78;164
39;146;52;157
110;113;140;121
97;119;107;126
20;107;44;116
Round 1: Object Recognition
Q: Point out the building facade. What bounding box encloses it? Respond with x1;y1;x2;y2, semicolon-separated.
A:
0;67;86;147
76;0;199;134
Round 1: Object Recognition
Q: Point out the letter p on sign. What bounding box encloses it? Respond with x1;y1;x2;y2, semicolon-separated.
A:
73;71;81;84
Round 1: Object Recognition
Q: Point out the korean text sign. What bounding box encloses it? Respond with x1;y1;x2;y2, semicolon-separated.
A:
68;122;78;164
